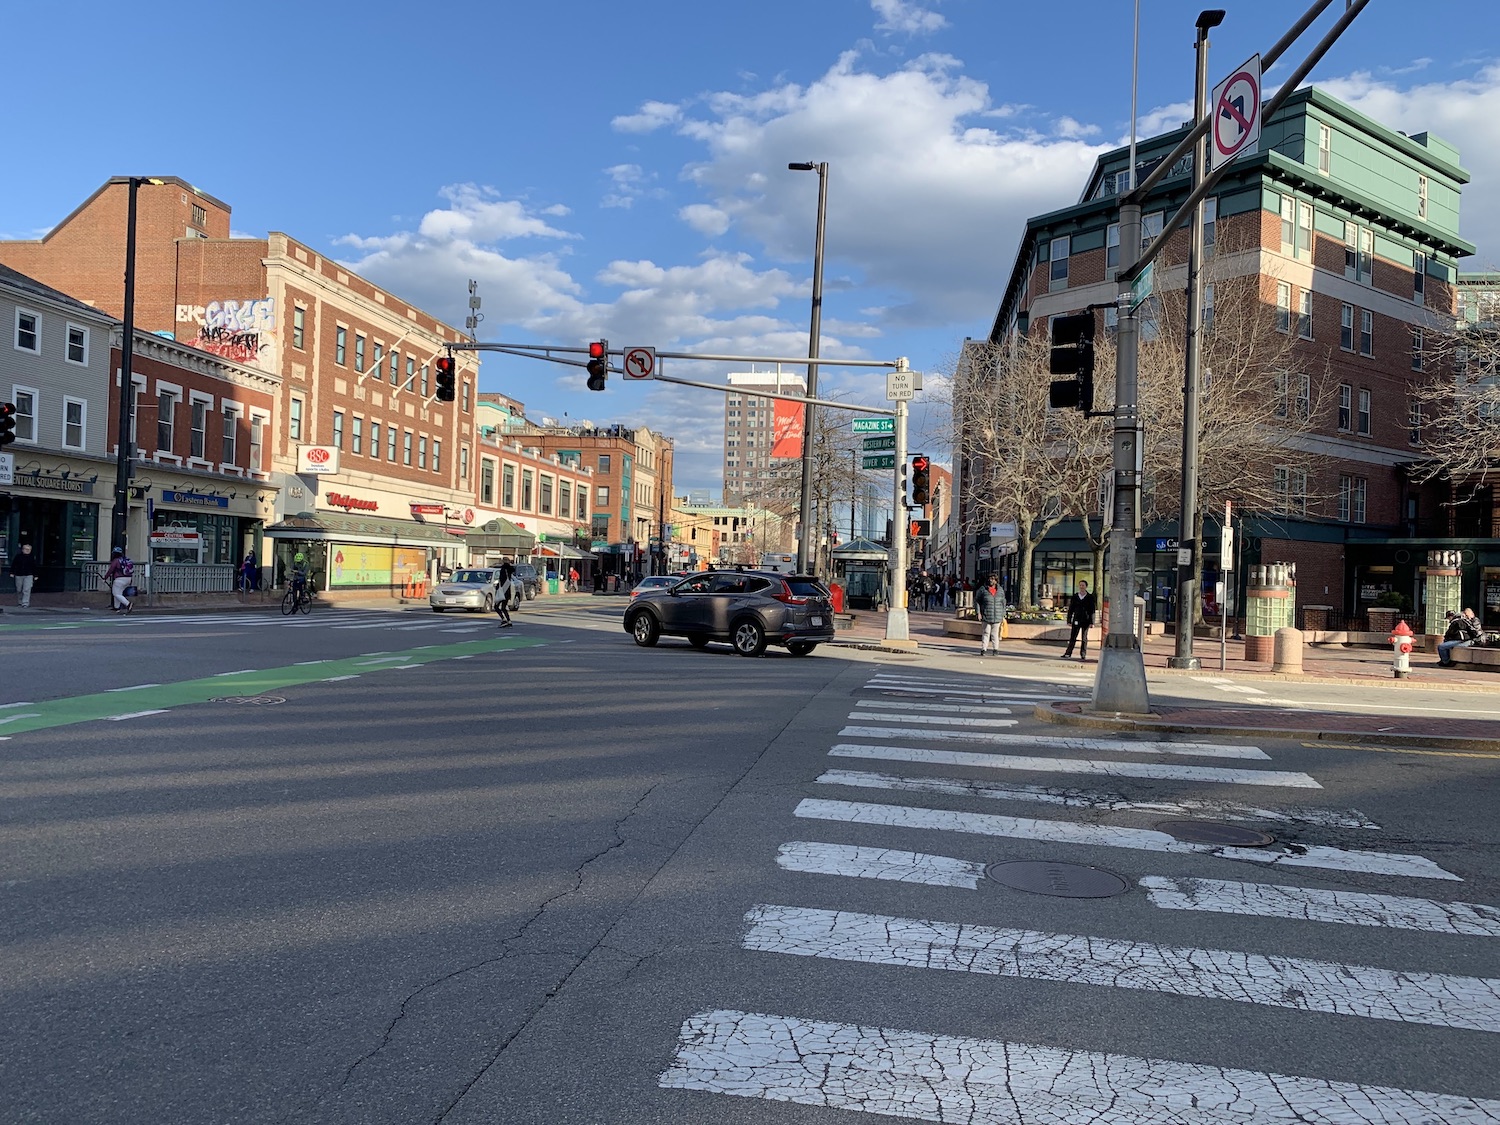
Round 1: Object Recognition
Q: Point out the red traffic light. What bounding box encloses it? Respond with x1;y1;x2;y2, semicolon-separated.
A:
912;455;930;473
588;340;606;359
586;340;609;391
434;356;457;402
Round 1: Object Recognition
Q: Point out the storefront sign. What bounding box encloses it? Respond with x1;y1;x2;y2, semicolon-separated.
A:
326;492;379;513
409;503;446;516
150;529;203;548
297;444;341;474
11;470;93;495
161;488;228;509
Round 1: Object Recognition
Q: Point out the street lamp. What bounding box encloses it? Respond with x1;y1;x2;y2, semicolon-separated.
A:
110;176;163;555
788;160;828;575
1167;10;1225;671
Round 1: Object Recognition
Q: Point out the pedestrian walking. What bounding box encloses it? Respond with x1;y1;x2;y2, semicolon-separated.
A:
104;547;135;614
975;573;1006;656
241;550;259;593
568;566;580;592
493;559;515;628
1061;580;1097;660
10;542;37;608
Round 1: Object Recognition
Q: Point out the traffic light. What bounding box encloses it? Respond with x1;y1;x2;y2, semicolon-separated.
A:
0;401;15;447
1048;311;1096;412
911;454;931;507
434;356;456;402
909;519;932;539
586;340;609;391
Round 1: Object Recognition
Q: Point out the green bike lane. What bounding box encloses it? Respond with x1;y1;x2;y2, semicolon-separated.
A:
0;633;544;738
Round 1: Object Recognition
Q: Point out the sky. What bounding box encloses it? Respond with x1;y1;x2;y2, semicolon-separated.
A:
6;0;1499;495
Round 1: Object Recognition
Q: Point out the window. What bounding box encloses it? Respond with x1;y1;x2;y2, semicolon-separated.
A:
293;306;306;350
1409;401;1424;446
389;350;399;383
1106;223;1120;272
332;410;345;450
1297;290;1312;339
522;469;534;510
598;454;611;473
66;323;88;365
351;415;363;454
406;356;416;391
372;342;383;380
421;363;429;397
1141;211;1163;250
1274;466;1307;516
158;389;178;450
1202;196;1217;257
335;326;347;365
1344;222;1371;283
461;381;470;412
502;464;515;507
1338;475;1352;522
1339;475;1367;523
289;396;303;441
577;489;587;519
387;425;397;462
15;309;39;353
1413;252;1426;301
1337;383;1352;431
1418;174;1428;220
596;486;610;507
432;439;441;473
560;480;572;517
1412;327;1424;371
1359;309;1373;356
190;398;208;457
481;460;495;505
222;408;238;465
1275;282;1292;333
1357;388;1371;436
1049;236;1069;289
540;475;554;515
191;203;207;227
1353;477;1366;523
1297;201;1313;260
460;444;469;481
402;431;412;465
1340;304;1354;351
11;388;36;441
1280;196;1296;255
249;415;264;469
418;435;428;469
1317;123;1331;175
1275;371;1310;420
63;397;86;450
370;421;382;459
355;333;366;373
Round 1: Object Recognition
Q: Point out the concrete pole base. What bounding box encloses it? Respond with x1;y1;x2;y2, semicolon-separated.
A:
1093;634;1151;715
884;608;910;643
1167;656;1202;670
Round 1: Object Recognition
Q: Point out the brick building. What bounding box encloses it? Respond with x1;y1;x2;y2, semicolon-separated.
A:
968;87;1487;625
0;177;482;591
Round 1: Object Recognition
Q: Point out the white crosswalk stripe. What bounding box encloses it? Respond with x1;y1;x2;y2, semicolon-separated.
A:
657;669;1498;1121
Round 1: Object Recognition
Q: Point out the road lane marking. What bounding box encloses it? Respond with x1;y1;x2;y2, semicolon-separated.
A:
814;768;1379;828
354;657;411;666
848;711;1019;728
104;710;171;721
106;684;162;692
742;905;1499;1031
830;742;1320;787
0;701;35;709
777;841;987;889
661;1009;1500;1123
215;668;259;676
0;714;43;726
795;798;1456;880
1141;876;1500;937
838;727;1270;760
855;699;1014;714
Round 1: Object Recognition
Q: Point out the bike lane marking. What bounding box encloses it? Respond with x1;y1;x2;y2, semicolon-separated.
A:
0;633;542;738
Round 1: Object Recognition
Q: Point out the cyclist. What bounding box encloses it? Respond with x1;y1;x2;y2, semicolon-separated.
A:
289;552;309;594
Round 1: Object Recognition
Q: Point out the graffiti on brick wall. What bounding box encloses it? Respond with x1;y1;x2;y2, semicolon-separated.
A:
176;298;277;368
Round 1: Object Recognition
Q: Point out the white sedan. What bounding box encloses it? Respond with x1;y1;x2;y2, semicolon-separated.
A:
430;568;521;613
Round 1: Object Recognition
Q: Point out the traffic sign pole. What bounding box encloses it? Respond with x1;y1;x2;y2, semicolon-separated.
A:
887;397;910;643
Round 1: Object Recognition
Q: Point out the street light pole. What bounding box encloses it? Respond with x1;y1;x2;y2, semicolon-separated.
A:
1168;9;1224;671
110;176;146;555
789;161;828;576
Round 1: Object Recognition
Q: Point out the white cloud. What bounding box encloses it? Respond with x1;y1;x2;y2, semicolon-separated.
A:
871;0;947;35
611;100;684;134
679;203;731;236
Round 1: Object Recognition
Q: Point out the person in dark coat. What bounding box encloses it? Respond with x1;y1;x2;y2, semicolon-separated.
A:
1061;580;1098;660
974;573;1006;656
10;542;37;608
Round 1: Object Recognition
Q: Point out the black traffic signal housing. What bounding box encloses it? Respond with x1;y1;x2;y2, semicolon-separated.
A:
910;454;931;507
586;340;609;391
0;401;15;447
1048;311;1096;412
434;356;457;402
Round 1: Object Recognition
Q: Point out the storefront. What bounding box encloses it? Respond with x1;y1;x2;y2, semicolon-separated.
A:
147;487;265;566
0;462;105;593
263;511;460;592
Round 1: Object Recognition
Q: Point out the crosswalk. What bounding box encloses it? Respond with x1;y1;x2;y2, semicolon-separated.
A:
660;669;1500;1123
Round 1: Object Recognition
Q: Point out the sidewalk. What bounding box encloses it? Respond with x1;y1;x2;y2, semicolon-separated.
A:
832;606;1500;750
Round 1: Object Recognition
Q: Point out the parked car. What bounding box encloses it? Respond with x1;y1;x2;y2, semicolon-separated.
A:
513;563;542;600
429;568;521;613
629;575;678;599
622;569;835;656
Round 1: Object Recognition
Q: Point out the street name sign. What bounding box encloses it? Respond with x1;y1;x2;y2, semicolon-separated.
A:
1210;55;1261;171
862;454;896;469
852;417;894;433
863;435;896;451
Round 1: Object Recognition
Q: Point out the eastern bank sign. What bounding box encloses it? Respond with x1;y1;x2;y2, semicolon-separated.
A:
161;489;228;509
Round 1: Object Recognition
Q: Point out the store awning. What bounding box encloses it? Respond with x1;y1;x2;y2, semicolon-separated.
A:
264;511;459;546
457;517;536;553
536;542;593;560
833;536;891;561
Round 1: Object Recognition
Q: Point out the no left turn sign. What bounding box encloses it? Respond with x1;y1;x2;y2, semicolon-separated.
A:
1210;54;1261;172
623;346;657;380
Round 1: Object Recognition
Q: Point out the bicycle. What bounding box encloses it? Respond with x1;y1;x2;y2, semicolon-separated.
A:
280;578;314;615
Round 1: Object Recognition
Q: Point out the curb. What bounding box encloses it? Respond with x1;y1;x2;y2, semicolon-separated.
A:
1033;700;1500;753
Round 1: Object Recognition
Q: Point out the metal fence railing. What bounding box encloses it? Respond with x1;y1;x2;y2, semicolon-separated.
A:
80;562;238;594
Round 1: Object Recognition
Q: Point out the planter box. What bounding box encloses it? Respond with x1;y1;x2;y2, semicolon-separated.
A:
1453;646;1500;672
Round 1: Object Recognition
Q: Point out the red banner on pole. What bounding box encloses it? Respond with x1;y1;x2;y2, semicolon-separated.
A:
771;399;804;458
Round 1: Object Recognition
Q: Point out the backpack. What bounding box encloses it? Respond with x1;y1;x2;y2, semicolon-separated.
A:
120;556;135;577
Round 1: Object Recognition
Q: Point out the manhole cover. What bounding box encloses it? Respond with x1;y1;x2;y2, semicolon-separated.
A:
985;860;1129;898
1156;820;1275;847
208;695;287;706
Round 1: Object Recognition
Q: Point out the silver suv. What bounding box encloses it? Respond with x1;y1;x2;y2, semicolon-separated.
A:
622;570;835;657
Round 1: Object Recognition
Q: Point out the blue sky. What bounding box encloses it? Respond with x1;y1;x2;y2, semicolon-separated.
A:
6;0;1498;493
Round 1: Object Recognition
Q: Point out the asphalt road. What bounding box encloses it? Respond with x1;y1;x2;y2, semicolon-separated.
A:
2;603;1498;1124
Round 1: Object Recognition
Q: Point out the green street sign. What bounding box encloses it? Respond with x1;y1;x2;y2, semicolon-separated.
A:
863;435;896;451
862;454;896;469
852;417;895;433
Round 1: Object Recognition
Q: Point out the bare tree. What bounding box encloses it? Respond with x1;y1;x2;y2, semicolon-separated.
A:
1407;315;1500;496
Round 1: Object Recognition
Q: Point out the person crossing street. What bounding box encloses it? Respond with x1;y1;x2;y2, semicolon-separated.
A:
975;573;1006;657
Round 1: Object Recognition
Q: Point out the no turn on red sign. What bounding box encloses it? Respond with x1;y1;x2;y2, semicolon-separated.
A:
1210;54;1261;172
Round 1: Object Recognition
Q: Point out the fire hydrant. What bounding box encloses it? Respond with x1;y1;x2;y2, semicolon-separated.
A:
1389;619;1414;679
